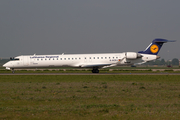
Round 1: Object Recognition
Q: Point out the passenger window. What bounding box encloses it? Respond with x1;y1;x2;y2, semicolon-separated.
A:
89;57;91;59
97;57;99;59
94;57;95;59
64;58;66;60
68;58;70;60
105;57;107;59
101;57;103;59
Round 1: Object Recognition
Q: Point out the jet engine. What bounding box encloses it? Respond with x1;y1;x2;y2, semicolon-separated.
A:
125;52;143;59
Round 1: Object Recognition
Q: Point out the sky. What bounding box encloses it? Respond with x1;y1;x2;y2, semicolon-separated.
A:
0;0;180;60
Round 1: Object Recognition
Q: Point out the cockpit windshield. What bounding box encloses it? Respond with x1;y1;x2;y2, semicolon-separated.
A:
10;57;20;61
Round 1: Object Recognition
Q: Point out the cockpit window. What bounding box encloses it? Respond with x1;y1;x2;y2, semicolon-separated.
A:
10;57;20;61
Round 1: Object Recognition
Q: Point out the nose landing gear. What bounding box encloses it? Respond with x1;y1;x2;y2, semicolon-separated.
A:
11;68;15;74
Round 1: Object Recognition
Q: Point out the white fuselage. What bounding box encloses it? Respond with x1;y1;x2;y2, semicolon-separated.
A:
3;52;158;69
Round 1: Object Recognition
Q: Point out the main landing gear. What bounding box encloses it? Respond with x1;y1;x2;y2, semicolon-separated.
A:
92;67;99;73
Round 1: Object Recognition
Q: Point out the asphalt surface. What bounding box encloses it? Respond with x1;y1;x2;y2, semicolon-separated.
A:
1;73;180;75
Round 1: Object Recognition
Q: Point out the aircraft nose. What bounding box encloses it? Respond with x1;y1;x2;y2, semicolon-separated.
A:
3;62;10;67
3;63;7;67
3;62;12;70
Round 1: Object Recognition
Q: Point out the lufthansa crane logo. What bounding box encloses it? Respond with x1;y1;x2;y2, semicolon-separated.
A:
150;44;159;53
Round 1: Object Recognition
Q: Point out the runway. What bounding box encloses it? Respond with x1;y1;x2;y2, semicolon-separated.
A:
1;73;180;75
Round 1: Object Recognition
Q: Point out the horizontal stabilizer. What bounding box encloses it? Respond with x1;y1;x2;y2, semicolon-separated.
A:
153;39;176;43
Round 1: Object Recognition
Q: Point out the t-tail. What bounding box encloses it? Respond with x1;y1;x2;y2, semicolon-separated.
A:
138;38;176;55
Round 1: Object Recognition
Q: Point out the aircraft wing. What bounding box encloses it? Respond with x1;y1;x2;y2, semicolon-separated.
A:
134;61;146;65
76;63;112;68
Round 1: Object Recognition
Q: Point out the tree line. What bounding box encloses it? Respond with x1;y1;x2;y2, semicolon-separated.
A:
144;58;179;66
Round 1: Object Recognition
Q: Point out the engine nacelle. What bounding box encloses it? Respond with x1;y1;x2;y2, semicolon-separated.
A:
126;52;142;59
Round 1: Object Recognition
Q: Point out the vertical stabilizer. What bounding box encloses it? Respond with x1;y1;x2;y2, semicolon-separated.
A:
138;39;176;55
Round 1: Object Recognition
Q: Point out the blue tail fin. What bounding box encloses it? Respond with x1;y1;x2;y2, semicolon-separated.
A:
138;38;176;55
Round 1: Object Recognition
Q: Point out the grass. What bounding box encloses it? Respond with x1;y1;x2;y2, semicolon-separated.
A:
0;75;180;119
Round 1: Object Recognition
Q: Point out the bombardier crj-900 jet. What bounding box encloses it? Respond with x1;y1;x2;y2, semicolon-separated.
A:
3;39;175;73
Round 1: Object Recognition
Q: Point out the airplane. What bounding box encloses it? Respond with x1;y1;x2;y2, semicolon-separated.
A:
3;38;175;73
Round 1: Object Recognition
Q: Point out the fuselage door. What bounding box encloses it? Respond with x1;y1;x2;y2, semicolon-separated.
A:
23;56;29;66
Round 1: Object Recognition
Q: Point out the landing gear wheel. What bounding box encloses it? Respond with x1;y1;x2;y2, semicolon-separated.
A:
92;68;99;73
95;69;99;73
